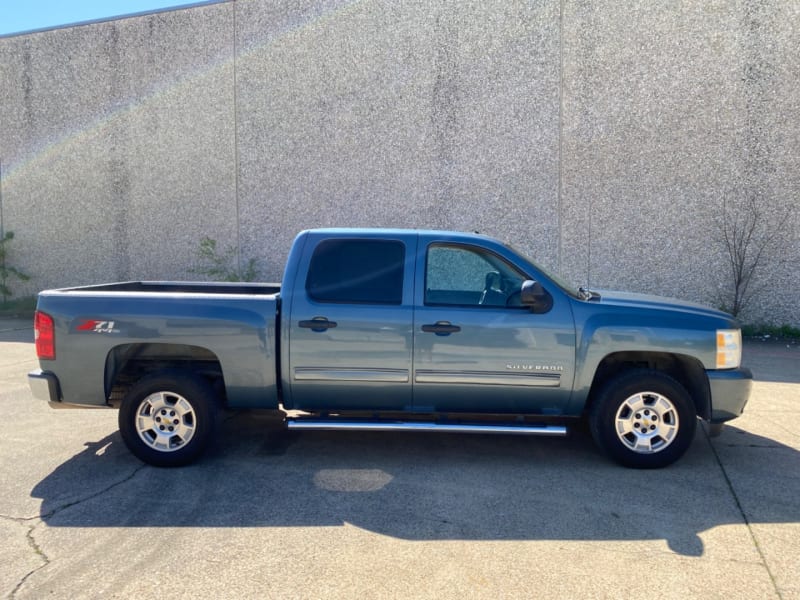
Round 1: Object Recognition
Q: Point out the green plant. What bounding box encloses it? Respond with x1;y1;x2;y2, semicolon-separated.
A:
0;295;36;318
191;236;260;282
0;231;30;305
741;323;800;341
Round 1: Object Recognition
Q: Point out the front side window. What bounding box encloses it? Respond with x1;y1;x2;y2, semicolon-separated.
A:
425;244;526;307
306;239;405;304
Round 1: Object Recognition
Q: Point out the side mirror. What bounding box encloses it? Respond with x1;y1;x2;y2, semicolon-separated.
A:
520;280;553;313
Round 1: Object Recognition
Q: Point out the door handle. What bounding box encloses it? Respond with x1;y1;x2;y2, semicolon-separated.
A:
421;321;461;336
299;317;338;332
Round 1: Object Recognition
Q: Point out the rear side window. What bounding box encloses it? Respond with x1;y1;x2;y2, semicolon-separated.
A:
306;239;405;304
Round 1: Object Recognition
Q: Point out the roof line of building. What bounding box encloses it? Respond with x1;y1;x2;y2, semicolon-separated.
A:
0;0;230;39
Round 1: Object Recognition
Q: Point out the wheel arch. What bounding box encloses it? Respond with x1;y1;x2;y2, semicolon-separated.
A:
105;343;226;407
585;351;710;421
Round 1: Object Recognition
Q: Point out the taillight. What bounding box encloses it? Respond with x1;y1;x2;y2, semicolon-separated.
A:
34;311;55;360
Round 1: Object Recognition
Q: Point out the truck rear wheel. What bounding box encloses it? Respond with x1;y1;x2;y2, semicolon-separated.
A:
118;371;219;467
589;369;697;468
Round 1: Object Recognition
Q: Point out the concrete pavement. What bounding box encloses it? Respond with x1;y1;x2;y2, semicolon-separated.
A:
1;317;798;599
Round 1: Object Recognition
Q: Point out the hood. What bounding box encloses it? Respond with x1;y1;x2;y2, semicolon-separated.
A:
591;289;733;321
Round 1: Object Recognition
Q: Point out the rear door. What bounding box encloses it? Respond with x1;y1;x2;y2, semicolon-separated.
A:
285;233;417;411
412;240;576;414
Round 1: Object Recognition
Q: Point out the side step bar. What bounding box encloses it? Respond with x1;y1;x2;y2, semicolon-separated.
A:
286;419;567;436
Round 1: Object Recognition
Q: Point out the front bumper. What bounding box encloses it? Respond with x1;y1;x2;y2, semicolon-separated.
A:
707;367;753;423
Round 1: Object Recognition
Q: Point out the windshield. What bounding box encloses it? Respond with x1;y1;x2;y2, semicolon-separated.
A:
503;243;581;299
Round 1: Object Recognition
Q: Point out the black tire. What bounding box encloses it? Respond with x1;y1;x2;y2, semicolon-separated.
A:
589;369;697;469
118;371;219;467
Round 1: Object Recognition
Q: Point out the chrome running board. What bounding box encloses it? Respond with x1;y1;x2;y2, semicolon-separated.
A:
286;419;567;436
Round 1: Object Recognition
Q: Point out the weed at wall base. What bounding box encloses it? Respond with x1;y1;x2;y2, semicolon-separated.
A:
742;323;800;342
190;236;261;283
0;231;31;305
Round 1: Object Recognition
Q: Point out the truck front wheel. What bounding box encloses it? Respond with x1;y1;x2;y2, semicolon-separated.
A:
118;371;219;467
589;369;697;468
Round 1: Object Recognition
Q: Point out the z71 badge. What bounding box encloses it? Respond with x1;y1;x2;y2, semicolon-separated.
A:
76;320;119;334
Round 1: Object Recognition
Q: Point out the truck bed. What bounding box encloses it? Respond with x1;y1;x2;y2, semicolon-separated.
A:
59;281;281;295
35;280;282;410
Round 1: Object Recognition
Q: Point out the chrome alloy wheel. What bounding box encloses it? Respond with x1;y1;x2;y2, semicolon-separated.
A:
135;391;196;452
614;391;679;454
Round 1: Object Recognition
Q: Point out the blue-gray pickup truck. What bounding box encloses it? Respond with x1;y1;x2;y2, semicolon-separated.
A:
28;228;752;468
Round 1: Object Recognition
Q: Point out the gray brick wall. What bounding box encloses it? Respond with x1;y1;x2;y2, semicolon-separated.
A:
0;0;797;325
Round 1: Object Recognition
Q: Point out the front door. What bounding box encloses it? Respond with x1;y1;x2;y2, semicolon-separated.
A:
413;242;576;414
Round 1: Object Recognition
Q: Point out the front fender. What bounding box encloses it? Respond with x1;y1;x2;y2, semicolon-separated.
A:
568;311;717;414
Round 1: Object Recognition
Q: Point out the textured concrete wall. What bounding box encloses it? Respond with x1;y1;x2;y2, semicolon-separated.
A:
234;0;561;280
560;0;800;325
0;2;237;286
0;0;797;325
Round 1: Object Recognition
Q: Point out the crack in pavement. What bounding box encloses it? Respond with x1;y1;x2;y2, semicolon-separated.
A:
704;427;784;600
9;524;50;600
3;463;147;599
0;464;147;523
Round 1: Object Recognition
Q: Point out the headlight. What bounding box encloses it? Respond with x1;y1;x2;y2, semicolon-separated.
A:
716;329;742;369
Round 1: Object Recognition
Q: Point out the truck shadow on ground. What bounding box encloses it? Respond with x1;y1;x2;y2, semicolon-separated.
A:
31;412;799;557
